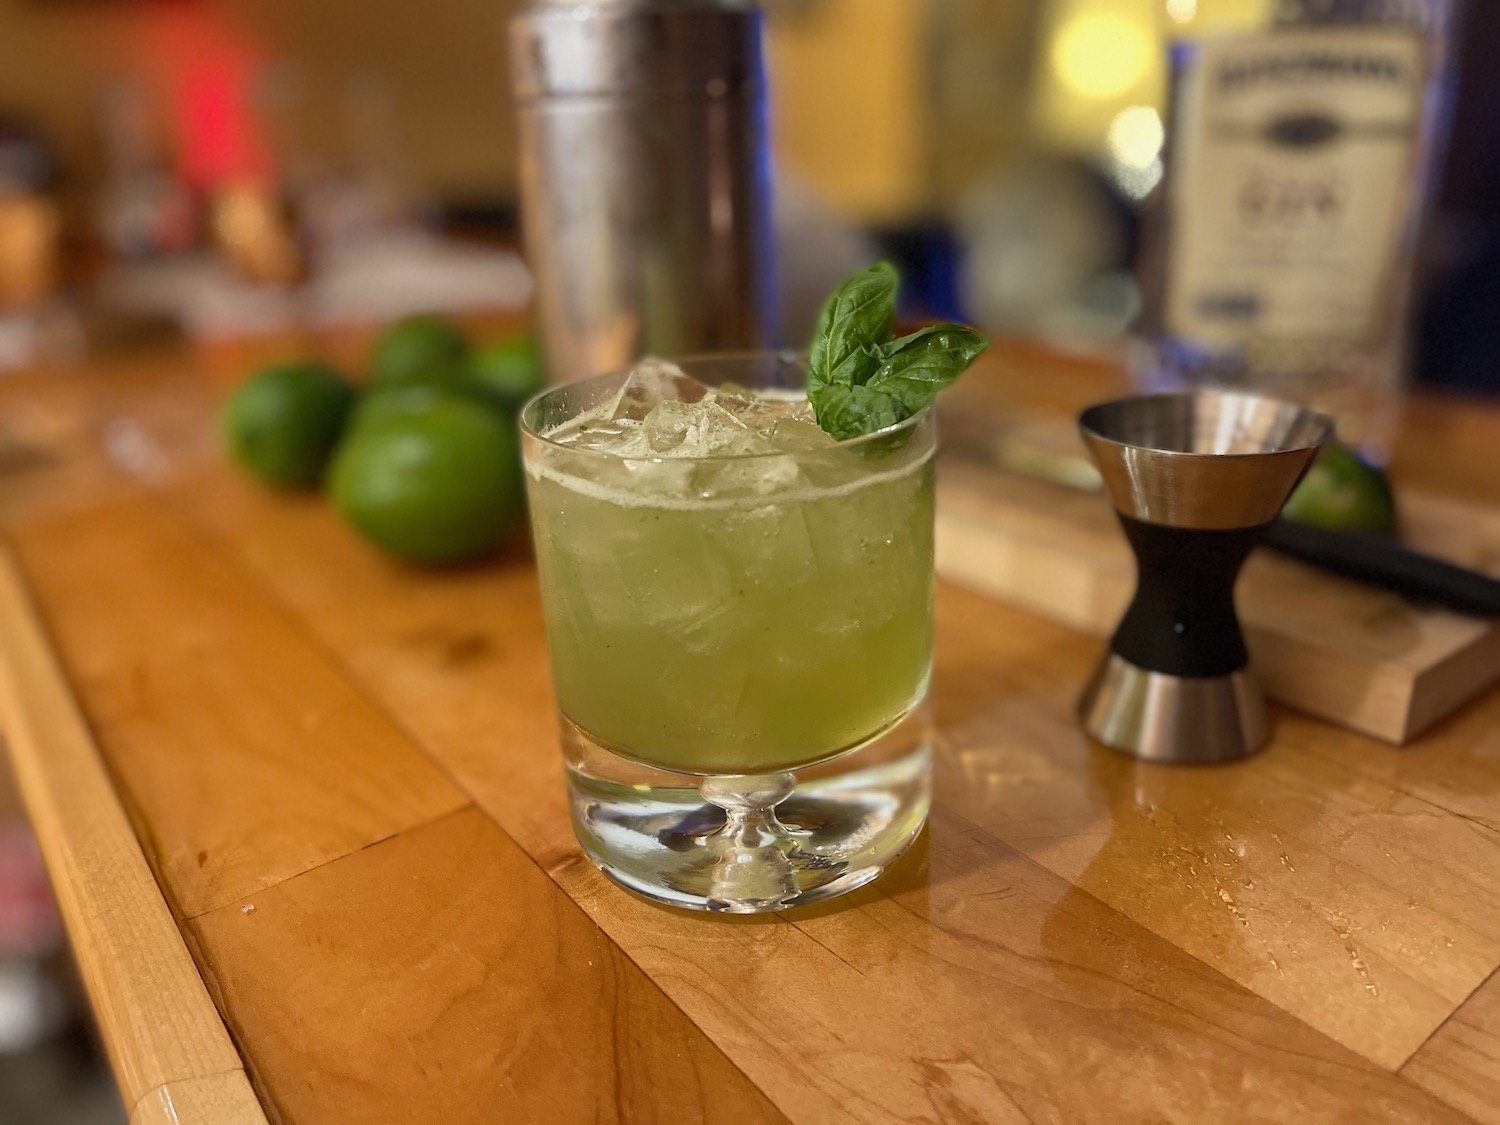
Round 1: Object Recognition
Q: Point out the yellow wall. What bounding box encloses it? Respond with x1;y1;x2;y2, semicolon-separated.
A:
766;0;930;224
766;0;1037;225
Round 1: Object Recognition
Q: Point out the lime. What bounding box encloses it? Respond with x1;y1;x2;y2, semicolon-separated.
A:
1282;444;1398;537
351;382;524;439
346;384;450;435
221;361;356;489
369;315;470;389
469;334;546;413
328;389;523;565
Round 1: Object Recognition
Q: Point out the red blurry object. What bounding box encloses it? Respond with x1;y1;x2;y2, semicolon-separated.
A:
177;56;272;191
140;7;272;191
0;823;60;957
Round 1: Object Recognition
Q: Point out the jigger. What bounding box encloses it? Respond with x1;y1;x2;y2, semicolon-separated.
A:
1077;391;1333;764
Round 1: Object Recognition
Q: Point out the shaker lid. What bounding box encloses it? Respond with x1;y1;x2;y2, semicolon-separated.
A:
509;2;764;100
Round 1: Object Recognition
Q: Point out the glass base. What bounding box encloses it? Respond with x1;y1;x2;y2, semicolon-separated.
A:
561;706;932;913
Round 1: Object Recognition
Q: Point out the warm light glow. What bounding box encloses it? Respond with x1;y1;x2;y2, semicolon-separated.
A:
1108;105;1165;169
1114;158;1164;201
1051;12;1154;100
1166;0;1198;23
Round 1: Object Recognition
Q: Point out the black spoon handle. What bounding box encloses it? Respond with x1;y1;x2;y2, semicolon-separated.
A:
1263;519;1500;618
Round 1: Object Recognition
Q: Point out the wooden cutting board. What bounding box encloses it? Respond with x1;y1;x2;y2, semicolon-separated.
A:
935;428;1500;745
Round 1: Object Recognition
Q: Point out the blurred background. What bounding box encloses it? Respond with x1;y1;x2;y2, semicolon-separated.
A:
1;0;1498;1119
0;0;1488;376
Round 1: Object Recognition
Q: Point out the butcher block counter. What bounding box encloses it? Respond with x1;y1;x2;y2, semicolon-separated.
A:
1;324;1498;1124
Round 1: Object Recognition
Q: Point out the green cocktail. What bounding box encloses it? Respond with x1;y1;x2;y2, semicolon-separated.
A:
522;354;935;911
529;404;932;773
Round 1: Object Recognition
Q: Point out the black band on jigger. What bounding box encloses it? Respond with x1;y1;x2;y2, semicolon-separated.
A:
1109;515;1272;679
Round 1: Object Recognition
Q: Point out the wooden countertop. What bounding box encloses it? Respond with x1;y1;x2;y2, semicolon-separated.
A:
2;329;1499;1123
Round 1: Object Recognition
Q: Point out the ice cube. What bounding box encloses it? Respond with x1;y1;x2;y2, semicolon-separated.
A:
644;399;723;453
644;398;777;458
623;454;693;495
545;359;710;448
600;420;656;459
603;358;710;423
713;386;820;436
710;386;784;430
616;523;742;647
729;502;818;584
549;416;655;458
765;417;836;452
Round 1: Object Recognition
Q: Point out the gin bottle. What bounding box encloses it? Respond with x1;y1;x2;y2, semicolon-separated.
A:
1132;0;1458;456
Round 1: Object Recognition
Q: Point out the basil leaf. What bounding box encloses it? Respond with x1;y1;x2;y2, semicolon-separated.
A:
807;261;897;398
804;262;987;441
867;324;989;415
813;383;910;442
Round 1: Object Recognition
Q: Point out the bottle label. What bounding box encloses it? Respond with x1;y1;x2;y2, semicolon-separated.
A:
1166;28;1426;347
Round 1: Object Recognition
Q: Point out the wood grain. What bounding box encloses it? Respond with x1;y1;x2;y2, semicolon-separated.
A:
1392;391;1500;507
10;494;468;919
6;337;1500;1121
1406;968;1500;1123
130;1071;266;1125
933;578;1500;1068
0;544;264;1122
934;456;1500;743
187;807;789;1125
0;352;217;534
170;462;1474;1120
1282;686;1500;839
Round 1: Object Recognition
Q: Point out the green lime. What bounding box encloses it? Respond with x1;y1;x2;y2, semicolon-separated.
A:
469;334;546;413
369;315;470;389
221;361;356;489
328;389;523;565
347;384;451;435
351;382;522;439
1282;444;1398;537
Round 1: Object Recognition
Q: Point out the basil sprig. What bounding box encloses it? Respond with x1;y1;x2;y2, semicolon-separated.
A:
806;262;988;441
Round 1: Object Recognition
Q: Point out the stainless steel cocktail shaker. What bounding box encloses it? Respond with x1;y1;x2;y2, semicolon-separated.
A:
509;0;775;382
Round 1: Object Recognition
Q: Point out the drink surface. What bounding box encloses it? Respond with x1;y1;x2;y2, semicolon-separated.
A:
525;361;935;775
